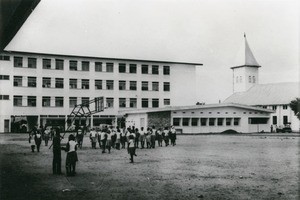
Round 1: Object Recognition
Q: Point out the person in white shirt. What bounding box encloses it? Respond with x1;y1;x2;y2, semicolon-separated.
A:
139;127;145;149
106;129;112;153
89;128;98;149
65;134;78;176
163;127;170;146
157;128;163;147
115;127;121;150
100;129;107;153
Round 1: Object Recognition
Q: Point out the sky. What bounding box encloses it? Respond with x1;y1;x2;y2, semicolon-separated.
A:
5;0;299;104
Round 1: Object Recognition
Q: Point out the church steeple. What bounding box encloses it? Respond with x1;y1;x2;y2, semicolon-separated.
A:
244;33;260;67
231;34;261;93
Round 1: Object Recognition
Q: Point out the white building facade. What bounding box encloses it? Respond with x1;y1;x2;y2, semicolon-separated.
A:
225;35;299;132
123;103;274;134
0;51;202;132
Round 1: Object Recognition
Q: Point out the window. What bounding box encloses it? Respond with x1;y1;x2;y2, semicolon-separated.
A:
119;63;126;73
106;80;114;90
163;66;170;75
0;75;9;80
217;118;224;126
28;77;37;87
152;65;159;74
142;98;148;108
164;99;170;106
69;97;77;108
27;96;36;107
233;118;240;126
141;65;148;74
152;82;159;91
13;96;22;106
55;78;64;88
182;118;189;126
0;55;10;60
130;81;137;90
152;99;159;108
119;98;126;108
55;59;64;70
129;64;137;73
173;118;180;126
272;116;277;125
262;106;267;109
191;118;198;126
0;95;9;100
82;61;89;71
249;76;251;83
142;81;148;91
81;79;89;89
95;62;102;72
14;57;23;67
200;118;207;126
163;82;170;91
82;97;90;107
95;80;102;90
272;106;277;110
106;98;114;108
106;63;114;72
55;97;64;107
130;98;137;108
42;77;51;88
69;79;77;89
43;59;51;69
119;81;126;90
209;118;215;126
69;60;77;71
42;96;51;107
283;116;288;125
283;105;288;110
253;76;256;83
14;76;22;86
28;58;36;68
226;118;232;126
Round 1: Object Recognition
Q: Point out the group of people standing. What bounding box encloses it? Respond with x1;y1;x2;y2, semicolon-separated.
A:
87;125;177;163
28;124;177;175
29;126;79;177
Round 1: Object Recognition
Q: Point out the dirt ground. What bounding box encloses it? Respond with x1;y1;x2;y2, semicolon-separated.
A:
0;133;299;200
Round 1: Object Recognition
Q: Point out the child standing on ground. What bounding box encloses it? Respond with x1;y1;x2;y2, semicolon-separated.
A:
139;127;145;149
127;135;136;163
65;134;78;176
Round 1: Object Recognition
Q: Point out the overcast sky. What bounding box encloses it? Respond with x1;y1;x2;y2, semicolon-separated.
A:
5;0;299;104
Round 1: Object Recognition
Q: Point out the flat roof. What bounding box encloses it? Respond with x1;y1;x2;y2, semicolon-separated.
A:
119;103;274;115
2;50;203;66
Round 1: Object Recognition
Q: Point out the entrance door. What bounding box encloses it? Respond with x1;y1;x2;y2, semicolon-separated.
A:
4;119;9;132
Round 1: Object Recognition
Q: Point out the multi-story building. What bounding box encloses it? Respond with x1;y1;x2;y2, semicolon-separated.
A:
0;51;202;132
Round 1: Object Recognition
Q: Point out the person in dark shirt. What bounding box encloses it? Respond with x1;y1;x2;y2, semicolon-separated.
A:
52;128;62;175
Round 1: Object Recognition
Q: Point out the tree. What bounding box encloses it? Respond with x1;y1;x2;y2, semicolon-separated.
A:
289;98;300;120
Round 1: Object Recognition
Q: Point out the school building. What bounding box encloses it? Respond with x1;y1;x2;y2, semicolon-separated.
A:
122;103;274;134
0;50;202;132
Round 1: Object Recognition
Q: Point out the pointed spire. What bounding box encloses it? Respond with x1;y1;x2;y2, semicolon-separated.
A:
244;34;260;66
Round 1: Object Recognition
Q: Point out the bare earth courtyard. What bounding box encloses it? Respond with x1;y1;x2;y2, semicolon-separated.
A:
0;133;299;200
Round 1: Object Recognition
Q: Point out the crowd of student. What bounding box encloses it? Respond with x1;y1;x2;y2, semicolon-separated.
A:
87;125;177;162
28;125;177;176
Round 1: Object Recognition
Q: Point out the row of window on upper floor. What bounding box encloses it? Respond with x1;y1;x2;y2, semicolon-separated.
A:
236;76;256;83
12;95;170;108
11;76;170;91
9;56;171;75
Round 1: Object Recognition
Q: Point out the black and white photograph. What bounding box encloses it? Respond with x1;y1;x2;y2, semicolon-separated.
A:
0;0;299;199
